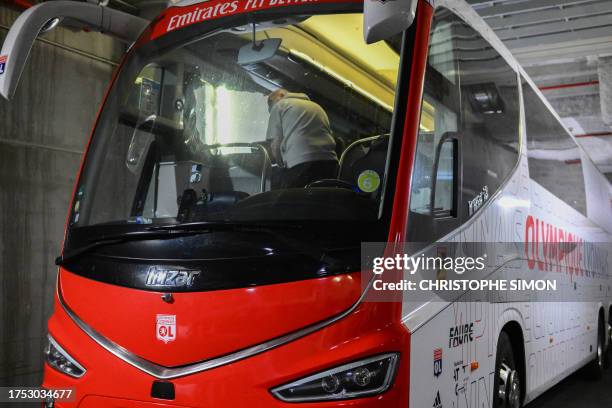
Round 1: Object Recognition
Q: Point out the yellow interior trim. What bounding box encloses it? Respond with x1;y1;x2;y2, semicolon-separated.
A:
264;14;436;132
299;14;400;89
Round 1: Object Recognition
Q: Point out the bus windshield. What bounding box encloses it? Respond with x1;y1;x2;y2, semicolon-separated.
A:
70;11;402;236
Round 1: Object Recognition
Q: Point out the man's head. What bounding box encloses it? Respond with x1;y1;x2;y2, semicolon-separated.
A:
268;88;289;112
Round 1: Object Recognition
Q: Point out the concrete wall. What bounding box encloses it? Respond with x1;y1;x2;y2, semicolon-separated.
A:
0;6;122;387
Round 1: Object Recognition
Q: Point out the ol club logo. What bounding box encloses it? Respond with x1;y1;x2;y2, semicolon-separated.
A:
156;314;177;343
433;348;442;377
0;55;7;75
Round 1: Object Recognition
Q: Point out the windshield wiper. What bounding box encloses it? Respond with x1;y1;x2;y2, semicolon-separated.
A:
56;230;181;266
56;222;302;266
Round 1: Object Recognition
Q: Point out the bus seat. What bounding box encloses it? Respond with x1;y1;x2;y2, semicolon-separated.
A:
339;134;389;195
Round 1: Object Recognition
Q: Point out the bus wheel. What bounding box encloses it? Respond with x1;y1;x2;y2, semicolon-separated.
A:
606;319;612;369
587;319;604;380
494;332;521;408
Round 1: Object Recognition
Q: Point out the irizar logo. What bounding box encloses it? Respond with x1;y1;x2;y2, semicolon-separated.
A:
146;268;200;288
433;391;442;408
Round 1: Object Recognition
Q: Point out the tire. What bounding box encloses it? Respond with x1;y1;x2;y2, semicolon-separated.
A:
605;318;612;369
586;317;605;380
493;332;522;408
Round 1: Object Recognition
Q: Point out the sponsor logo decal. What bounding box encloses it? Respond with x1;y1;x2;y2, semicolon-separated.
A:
160;0;360;36
452;359;469;396
146;268;201;288
449;323;474;348
156;314;177;343
468;185;489;216
167;1;239;32
0;55;7;75
357;170;381;193
433;348;442;377
452;360;468;381
523;215;606;278
433;391;442;408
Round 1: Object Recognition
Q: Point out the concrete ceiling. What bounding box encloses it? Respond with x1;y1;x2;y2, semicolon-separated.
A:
466;0;612;181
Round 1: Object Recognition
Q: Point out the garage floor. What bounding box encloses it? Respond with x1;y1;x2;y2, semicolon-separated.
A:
529;366;612;407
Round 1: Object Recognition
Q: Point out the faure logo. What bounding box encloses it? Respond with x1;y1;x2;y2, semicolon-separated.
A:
449;323;474;348
0;55;7;75
156;314;177;343
433;348;442;377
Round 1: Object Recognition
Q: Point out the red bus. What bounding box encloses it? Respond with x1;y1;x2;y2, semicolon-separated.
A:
1;0;610;407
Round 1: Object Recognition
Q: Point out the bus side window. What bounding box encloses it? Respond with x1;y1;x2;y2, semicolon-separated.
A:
522;81;587;215
408;7;520;243
410;134;456;215
433;137;458;217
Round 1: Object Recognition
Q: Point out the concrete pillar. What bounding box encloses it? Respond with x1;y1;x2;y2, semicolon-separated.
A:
599;56;612;126
0;6;122;386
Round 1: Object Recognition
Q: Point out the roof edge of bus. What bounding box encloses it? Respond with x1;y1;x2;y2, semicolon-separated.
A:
167;0;208;8
166;0;365;8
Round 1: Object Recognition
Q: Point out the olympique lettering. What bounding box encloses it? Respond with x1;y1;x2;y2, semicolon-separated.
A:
164;0;343;34
524;215;607;278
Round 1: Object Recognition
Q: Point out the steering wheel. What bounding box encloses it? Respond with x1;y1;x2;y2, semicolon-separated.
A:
306;179;359;192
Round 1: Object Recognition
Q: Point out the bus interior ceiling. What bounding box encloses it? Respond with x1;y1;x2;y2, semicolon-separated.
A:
1;0;612;399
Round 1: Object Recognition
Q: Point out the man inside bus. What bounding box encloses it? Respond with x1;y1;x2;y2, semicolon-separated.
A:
266;88;339;188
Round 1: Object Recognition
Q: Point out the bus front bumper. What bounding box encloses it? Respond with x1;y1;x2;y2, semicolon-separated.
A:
42;296;410;407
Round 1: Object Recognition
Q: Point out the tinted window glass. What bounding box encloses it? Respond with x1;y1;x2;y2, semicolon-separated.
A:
434;140;455;213
409;8;520;241
73;13;403;230
523;82;587;215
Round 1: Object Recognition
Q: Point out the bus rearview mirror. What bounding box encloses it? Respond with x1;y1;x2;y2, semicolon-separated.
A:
238;38;282;66
0;1;147;100
363;0;417;44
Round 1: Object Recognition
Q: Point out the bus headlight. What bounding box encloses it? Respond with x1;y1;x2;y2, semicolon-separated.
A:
271;353;399;402
45;335;86;378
